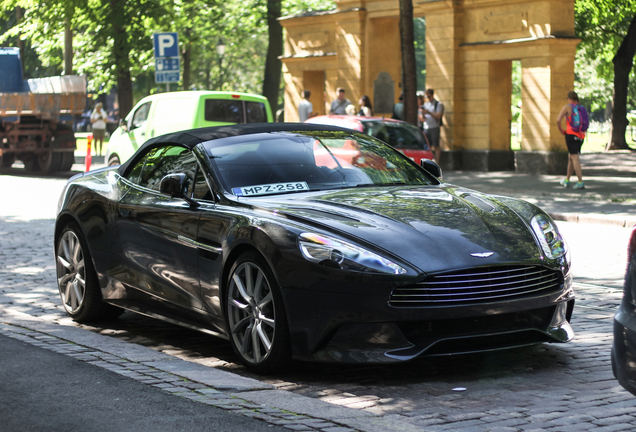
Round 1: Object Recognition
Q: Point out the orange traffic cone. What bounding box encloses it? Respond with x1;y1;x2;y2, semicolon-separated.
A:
85;133;93;172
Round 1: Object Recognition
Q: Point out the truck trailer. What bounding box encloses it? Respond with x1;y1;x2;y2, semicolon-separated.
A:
0;47;86;173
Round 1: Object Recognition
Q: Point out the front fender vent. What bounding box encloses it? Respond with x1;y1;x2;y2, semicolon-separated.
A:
390;265;562;307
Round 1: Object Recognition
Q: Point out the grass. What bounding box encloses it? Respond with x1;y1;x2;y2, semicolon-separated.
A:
510;128;636;153
75;137;109;155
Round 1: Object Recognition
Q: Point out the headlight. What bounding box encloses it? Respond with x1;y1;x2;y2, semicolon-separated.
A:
298;233;407;275
530;214;567;260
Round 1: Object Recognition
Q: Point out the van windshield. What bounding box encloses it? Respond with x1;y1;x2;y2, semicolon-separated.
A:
204;99;268;123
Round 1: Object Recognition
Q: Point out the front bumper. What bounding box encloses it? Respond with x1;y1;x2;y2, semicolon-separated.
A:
282;264;575;363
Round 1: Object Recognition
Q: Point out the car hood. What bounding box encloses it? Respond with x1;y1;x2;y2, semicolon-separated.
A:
252;185;543;273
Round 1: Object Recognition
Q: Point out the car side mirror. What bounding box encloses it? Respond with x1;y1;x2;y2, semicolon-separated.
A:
421;159;443;180
119;118;128;132
160;173;200;208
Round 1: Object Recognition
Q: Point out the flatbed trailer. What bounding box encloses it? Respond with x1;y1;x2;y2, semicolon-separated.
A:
0;47;86;173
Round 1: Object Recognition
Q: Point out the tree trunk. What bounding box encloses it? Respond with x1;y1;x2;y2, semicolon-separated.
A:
609;15;636;151
262;0;283;116
182;43;191;91
63;13;73;75
110;0;133;118
399;0;418;126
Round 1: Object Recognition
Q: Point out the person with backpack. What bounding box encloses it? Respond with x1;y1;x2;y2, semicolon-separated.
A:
420;88;444;164
557;91;589;190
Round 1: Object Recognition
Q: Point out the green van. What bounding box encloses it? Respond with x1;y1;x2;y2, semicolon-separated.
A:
105;91;273;165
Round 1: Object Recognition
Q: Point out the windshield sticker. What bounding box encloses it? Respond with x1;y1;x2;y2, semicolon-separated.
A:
232;182;310;197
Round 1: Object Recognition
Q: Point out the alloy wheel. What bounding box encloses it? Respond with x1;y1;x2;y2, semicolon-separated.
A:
56;230;86;314
227;262;276;364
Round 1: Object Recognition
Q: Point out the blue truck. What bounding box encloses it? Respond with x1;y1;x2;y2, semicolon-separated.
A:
0;47;86;172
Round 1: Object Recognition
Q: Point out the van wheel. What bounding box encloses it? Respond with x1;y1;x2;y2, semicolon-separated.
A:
108;154;121;166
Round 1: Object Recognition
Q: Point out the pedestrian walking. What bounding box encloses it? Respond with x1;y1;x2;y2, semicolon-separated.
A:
329;88;351;115
298;90;315;122
419;88;444;164
357;95;373;117
90;102;108;156
556;91;588;190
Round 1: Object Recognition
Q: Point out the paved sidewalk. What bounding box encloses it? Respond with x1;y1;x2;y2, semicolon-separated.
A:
444;151;636;228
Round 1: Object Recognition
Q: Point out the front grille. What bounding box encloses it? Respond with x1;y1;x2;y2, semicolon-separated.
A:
390;265;562;307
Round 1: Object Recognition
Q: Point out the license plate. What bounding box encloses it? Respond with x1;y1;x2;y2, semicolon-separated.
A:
232;182;310;197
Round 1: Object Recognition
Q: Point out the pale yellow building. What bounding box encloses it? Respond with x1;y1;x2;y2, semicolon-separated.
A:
281;0;579;173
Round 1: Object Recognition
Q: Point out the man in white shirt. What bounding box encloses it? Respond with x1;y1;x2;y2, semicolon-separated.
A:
419;88;444;164
329;88;351;115
90;102;108;156
298;90;315;122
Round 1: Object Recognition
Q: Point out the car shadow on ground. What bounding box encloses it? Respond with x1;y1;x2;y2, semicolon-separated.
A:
74;310;573;389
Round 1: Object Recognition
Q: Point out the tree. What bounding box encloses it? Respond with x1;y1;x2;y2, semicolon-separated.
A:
576;0;636;150
398;0;417;126
262;0;282;114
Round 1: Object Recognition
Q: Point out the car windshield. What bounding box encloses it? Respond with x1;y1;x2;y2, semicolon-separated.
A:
203;131;435;197
362;121;430;151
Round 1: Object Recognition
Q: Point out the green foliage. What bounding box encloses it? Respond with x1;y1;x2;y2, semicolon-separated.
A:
0;0;335;107
575;0;636;112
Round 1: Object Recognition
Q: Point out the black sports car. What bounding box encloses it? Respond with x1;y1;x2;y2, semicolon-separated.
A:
55;123;575;373
612;224;636;395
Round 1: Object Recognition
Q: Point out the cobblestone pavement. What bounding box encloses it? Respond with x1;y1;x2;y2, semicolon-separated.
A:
2;173;636;431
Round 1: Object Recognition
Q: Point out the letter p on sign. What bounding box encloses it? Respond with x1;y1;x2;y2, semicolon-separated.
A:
153;32;179;58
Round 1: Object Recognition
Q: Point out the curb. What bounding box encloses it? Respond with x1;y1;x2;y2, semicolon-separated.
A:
550;212;636;228
0;309;424;432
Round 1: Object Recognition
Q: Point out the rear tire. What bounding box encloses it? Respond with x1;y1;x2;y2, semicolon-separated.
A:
37;150;62;173
59;152;75;172
1;154;15;168
55;222;123;322
225;251;291;374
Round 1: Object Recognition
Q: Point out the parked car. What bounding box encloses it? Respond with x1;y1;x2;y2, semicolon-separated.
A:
612;224;636;395
305;115;434;164
55;123;574;373
105;91;273;166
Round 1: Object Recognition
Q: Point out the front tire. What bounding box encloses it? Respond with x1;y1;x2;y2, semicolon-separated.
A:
225;251;291;373
55;223;123;322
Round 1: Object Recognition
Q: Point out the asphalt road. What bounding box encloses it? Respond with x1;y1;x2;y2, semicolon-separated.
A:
0;334;285;432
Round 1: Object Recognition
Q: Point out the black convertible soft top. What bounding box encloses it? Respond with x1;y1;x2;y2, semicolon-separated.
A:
117;122;353;176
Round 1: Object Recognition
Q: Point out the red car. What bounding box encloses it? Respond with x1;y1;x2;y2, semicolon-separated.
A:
305;115;434;164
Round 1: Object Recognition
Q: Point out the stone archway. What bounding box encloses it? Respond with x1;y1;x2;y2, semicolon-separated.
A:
281;0;579;173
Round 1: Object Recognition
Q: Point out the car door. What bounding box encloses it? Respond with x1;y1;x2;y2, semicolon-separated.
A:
116;144;205;318
127;102;152;152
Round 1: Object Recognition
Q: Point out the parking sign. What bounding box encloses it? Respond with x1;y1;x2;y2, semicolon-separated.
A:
153;32;180;84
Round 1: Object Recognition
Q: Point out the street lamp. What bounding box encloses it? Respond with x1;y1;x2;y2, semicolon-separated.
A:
216;39;226;57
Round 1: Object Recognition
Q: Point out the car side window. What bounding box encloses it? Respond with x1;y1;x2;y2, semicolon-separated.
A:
130;102;151;130
125;145;197;194
192;166;213;201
